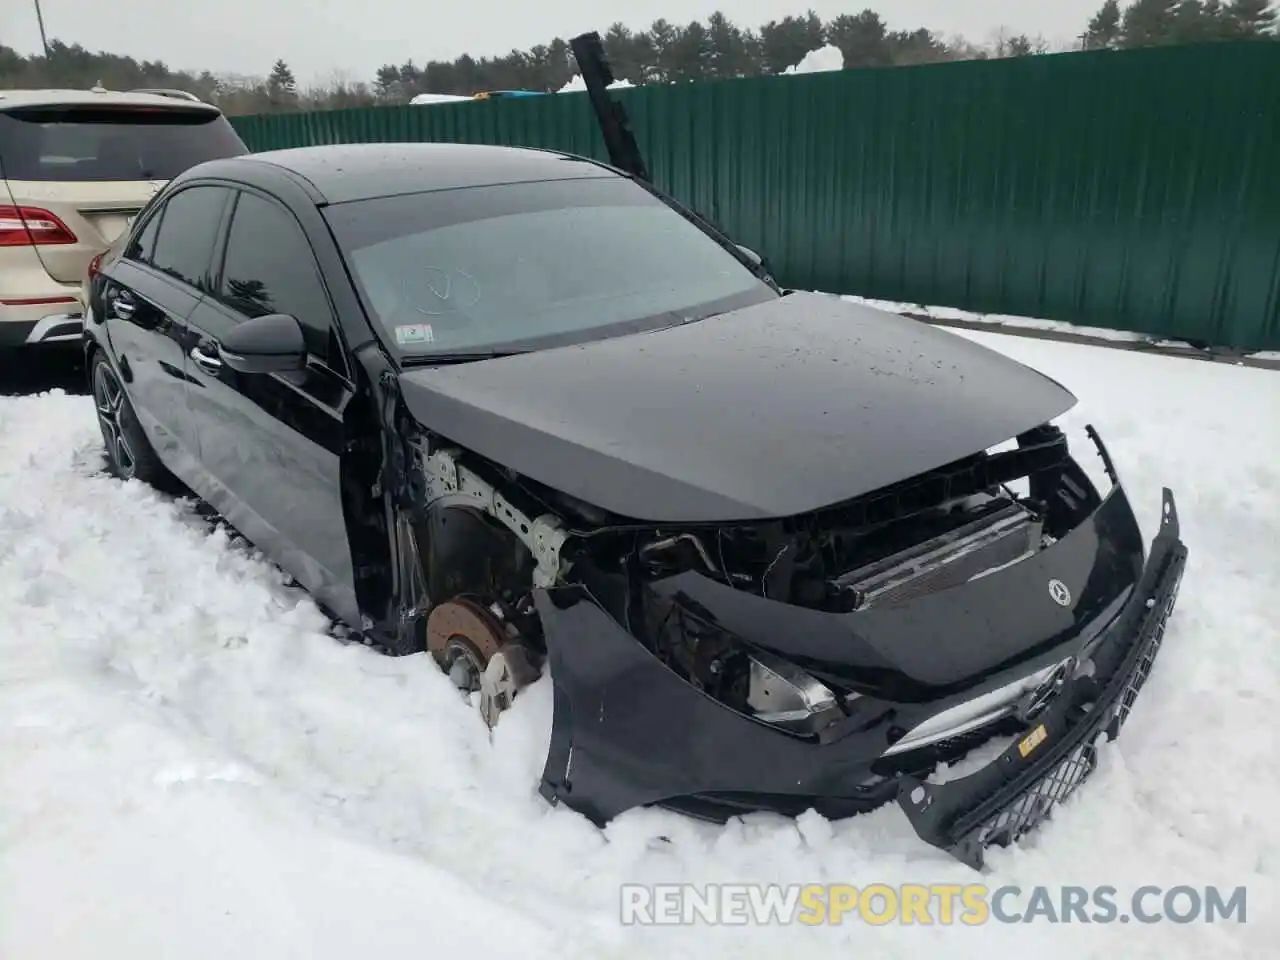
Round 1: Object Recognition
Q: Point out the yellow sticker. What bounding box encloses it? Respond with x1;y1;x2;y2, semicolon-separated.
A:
1018;724;1048;758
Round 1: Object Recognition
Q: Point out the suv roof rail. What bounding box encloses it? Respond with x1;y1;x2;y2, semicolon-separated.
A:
129;88;204;103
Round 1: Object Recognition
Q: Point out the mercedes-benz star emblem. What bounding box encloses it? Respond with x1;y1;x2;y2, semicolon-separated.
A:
1048;578;1072;607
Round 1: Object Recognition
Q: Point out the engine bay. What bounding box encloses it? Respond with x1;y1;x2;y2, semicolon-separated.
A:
410;419;1104;741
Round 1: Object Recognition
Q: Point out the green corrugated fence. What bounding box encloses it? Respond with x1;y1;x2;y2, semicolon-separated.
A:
231;41;1280;351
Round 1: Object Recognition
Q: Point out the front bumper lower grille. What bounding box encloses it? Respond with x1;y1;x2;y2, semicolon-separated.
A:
897;487;1188;870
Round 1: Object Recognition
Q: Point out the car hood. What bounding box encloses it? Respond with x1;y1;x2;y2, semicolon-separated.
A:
396;292;1077;522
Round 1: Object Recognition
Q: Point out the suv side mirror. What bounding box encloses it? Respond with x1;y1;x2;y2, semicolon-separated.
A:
218;313;307;374
736;244;764;269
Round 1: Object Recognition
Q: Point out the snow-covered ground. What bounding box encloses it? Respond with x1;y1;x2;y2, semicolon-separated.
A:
840;295;1171;344
838;294;1280;359
2;330;1277;958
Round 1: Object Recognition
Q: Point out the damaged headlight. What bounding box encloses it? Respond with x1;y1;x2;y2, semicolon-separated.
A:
746;647;847;735
654;600;848;737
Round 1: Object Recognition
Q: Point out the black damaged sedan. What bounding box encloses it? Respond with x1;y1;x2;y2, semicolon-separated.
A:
83;141;1187;868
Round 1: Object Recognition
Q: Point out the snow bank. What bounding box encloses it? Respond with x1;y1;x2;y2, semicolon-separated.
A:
3;329;1278;956
838;295;1205;349
558;74;634;93
560;42;841;91
409;92;473;106
784;45;845;74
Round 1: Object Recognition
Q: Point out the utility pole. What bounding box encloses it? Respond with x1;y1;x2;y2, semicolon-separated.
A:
34;0;52;59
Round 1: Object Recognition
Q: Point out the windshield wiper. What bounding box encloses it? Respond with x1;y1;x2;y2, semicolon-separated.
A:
399;349;529;367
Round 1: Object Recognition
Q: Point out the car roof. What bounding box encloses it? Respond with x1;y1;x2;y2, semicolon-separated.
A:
0;88;220;112
215;142;618;205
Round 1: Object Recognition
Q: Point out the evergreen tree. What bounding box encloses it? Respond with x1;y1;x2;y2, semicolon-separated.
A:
267;59;295;93
706;11;754;78
885;28;951;64
266;58;297;108
601;23;639;82
826;10;891;67
758;12;826;74
1169;0;1233;42
1225;0;1278;35
668;22;713;81
1120;0;1182;46
546;38;574;89
629;32;661;83
1006;34;1036;56
647;19;680;82
1084;0;1124;47
421;60;459;94
1200;0;1232;34
373;64;402;99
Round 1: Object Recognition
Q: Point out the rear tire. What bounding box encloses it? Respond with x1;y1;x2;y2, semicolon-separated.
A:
89;351;182;493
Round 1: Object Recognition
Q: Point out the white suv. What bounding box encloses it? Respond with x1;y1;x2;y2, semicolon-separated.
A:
0;88;246;349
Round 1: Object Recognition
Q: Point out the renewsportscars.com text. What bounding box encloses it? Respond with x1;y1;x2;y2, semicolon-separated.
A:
619;883;1248;926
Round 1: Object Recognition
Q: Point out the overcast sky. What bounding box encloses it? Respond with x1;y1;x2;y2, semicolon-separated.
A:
5;0;1100;84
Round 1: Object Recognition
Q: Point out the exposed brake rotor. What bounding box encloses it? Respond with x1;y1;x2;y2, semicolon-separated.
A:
427;598;506;672
425;597;540;728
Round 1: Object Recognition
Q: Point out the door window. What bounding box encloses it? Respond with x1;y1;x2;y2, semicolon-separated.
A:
218;191;340;367
124;206;162;265
148;185;230;289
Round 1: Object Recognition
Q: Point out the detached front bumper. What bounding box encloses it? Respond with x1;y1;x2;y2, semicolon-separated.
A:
898;486;1187;868
533;484;1187;869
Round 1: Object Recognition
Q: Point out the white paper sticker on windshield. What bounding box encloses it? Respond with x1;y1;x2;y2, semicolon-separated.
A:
394;323;435;346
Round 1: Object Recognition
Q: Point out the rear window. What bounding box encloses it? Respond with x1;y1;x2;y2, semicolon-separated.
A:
0;105;247;182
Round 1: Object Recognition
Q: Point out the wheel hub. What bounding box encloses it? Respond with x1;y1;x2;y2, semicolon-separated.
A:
425;598;540;727
427;598;508;682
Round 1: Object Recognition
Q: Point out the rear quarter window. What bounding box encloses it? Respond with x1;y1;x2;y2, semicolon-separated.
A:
0;105;247;183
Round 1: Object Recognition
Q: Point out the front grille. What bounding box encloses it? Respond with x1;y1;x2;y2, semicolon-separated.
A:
946;560;1183;863
1110;565;1182;733
968;727;1099;850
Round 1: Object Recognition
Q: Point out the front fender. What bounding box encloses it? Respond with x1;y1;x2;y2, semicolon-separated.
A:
533;585;895;825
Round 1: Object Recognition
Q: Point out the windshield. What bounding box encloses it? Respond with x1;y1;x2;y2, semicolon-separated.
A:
0;105;246;182
324;176;774;357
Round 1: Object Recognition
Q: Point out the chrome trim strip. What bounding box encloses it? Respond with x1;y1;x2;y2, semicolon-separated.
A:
880;658;1071;757
25;311;85;344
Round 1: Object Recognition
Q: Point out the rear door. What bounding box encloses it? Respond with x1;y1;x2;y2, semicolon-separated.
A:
101;183;234;474
0;103;245;284
183;187;359;621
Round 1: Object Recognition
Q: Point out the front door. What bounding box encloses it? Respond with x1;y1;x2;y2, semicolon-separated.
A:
182;187;359;623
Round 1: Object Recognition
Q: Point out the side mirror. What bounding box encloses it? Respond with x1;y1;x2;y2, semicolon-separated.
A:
218;313;307;374
735;244;763;269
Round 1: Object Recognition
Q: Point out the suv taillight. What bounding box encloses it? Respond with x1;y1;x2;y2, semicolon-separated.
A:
87;251;104;281
0;206;77;247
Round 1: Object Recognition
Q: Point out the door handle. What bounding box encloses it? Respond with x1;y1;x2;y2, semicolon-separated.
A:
110;291;135;320
190;343;223;373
